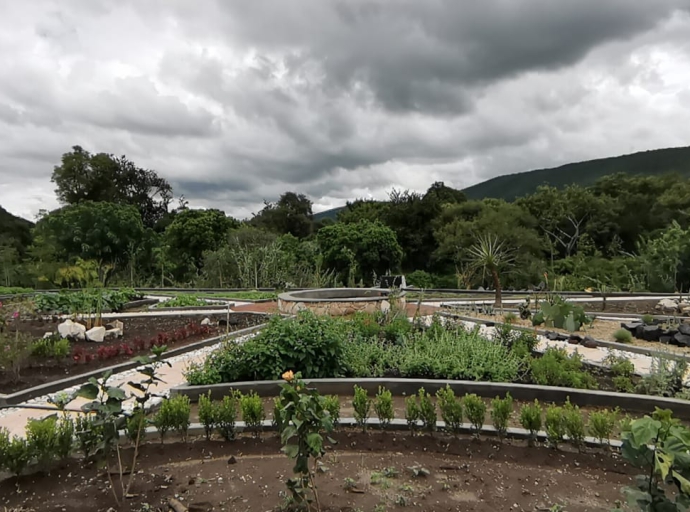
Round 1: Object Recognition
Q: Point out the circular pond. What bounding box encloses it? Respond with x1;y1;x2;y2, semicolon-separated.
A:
277;287;405;316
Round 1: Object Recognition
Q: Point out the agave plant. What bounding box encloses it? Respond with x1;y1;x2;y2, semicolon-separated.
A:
467;234;514;308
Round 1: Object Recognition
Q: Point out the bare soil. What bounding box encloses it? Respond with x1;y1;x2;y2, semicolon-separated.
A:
0;313;267;394
0;432;635;512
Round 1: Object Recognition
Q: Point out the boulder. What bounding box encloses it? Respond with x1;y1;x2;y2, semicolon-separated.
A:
641;325;663;342
656;298;679;313
581;336;598;349
556;333;569;342
568;334;583;344
635;325;645;339
621;322;642;334
681;305;690;316
662;328;679;338
678;323;690;336
673;332;690;347
57;319;86;341
545;331;559;341
105;328;123;339
86;326;106;343
660;335;673;344
105;320;124;333
201;317;212;326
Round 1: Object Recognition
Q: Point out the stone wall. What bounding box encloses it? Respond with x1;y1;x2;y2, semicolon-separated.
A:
278;296;406;316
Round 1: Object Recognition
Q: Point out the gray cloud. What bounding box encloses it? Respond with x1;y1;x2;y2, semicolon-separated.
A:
0;1;689;221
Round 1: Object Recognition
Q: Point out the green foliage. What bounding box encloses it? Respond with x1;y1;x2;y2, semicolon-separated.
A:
33;288;138;314
544;404;566;448
613;328;633;343
503;312;517;324
0;330;34;382
275;372;334;509
535;296;590;331
74;414;102;460
530;348;597;389
126;412;147;444
617;408;690;511
463;394;486;436
382;316;412;343
436;386;463;436
614;376;635;393
520;400;542;445
55;416;74;460
0;286;32;294
490;393;513;441
240;391;265;437
635;355;688;398
198;391;216;441
352;385;371;432
417;388;437;434
374;386;394;428
641;314;655;325
216;393;239;441
406;270;436;289
563;399;585;449
587;409;618;445
26;416;59;469
405;395;421;435
323;395;341;427
154;395;191;442
30;335;70;358
350;312;382;339
4;435;31;478
155;294;212;308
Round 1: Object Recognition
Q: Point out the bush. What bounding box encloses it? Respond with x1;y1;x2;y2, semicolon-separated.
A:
405;395;421;434
374;386;394;427
351;312;382;339
503;312;517;325
606;354;635;378
519;400;542;445
383;317;412;343
31;335;71;359
323;395;341;427
353;385;371;432
198;391;216;440
74;414;102;460
613;375;635;393
26;417;58;469
491;393;513;440
4;436;31;477
0;427;10;471
154;395;191;442
641;314;654;325
406;270;435;289
587;409;618;445
418;388;437;434
563;399;585;449
436;386;463;436
463;394;486;436
55;417;74;459
126;411;147;443
613;328;632;343
544;405;565;448
240;392;264;437
217;393;239;441
530;348;597;389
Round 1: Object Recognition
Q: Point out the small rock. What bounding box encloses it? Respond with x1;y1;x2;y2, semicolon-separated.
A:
581;336;598;349
104;328;123;339
201;317;212;326
227;456;237;465
43;331;54;339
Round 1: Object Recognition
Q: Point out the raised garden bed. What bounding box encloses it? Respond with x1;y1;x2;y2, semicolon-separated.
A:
0;312;267;394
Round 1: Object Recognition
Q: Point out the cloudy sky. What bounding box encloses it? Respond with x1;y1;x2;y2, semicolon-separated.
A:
1;1;689;221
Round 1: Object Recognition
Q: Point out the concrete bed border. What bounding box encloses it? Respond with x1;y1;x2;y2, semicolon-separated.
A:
170;377;690;419
0;322;268;407
146;303;235;312
442;312;690;362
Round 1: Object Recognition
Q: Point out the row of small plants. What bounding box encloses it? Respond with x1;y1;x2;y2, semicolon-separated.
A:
154;294;220;309
32;288;140;314
0;286;33;295
166;290;277;301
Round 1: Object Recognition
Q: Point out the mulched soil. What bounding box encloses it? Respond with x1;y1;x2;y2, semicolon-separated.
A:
0;432;636;512
0;313;267;394
575;299;663;315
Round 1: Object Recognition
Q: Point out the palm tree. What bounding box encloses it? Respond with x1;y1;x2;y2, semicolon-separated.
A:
467;234;514;308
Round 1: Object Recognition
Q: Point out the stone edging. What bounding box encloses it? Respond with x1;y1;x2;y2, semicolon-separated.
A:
170;377;690;420
146;303;235;312
443;312;690;362
0;323;267;407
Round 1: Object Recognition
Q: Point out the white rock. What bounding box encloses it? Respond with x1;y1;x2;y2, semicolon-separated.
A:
105;328;123;339
57;319;86;340
85;326;106;343
201;317;212;326
43;331;54;339
656;298;679;312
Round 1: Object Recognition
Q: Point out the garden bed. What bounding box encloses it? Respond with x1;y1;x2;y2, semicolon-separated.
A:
0;432;634;512
0;313;267;394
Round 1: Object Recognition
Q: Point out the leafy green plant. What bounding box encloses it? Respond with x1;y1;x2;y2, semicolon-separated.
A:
641;314;655;325
26;416;59;470
587;409;618;446
126;412;147;443
323;395;340;427
616;408;690;511
614;375;635;393
155;294;212;309
544;404;565;448
563;399;585;450
4;435;31;479
417;388;436;434
503;312;517;324
536;296;590;331
463;394;486;436
275;371;334;511
491;393;513;441
520;400;542;446
31;335;71;358
154;395;191;442
383;316;412;343
240;391;265;437
613;328;633;343
74;414;102;460
217;393;239;441
405;395;420;435
436;386;463;436
198;391;216;440
530;348;597;389
635;355;688;398
353;385;371;432
0;330;34;383
374;386;394;428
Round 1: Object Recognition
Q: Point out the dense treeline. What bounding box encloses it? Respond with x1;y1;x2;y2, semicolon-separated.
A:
3;145;690;293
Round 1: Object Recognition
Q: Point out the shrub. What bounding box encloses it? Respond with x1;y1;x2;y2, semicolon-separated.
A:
641;314;654;325
519;400;542;446
217;393;239;441
240;392;264;437
383;317;412;343
374;386;394;428
544;404;566;448
323;395;341;427
491;393;513;440
5;436;31;478
530;348;597;389
31;335;71;359
154;395;191;442
563;399;585;449
417;388;436;434
405;395;421;435
198;391;217;440
635;355;687;398
613;375;635;393
0;427;10;471
26;417;58;469
353;385;372;432
587;409;618;445
605;354;635;378
74;414;102;460
0;331;34;382
351;312;382;339
503;312;517;325
436;386;462;436
406;270;435;289
126;411;147;444
55;417;74;460
463;394;486;436
613;328;632;343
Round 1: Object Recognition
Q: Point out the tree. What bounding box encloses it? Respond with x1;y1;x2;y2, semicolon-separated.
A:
317;220;403;285
251;192;314;238
467;235;514;307
165;208;239;278
51;145;173;228
32;202;145;285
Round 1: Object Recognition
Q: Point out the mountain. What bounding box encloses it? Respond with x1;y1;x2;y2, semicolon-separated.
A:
462;146;690;201
0;205;34;253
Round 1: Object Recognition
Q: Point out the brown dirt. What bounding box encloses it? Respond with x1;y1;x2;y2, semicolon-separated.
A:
0;432;635;512
0;313;267;394
234;301;440;317
576;299;663;315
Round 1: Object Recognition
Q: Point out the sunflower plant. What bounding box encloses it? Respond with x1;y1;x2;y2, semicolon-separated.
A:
276;370;335;511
